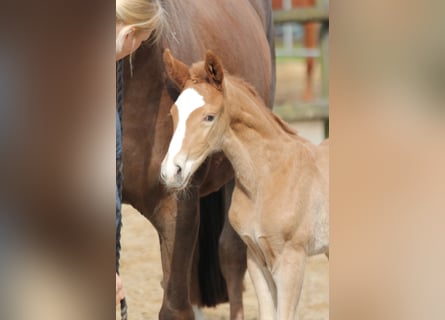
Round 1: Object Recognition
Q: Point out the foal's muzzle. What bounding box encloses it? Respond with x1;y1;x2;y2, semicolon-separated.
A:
160;155;191;190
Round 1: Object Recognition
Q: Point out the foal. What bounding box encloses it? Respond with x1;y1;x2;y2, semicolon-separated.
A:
161;49;329;320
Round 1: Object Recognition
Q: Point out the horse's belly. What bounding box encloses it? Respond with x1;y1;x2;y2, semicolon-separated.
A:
308;207;329;256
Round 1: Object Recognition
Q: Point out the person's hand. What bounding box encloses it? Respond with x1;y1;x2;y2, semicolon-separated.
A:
116;273;125;305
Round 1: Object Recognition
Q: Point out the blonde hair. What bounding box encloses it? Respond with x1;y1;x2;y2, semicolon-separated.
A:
116;0;165;53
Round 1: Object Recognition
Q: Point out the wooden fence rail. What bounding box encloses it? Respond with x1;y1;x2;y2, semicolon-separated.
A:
272;6;329;133
273;7;329;24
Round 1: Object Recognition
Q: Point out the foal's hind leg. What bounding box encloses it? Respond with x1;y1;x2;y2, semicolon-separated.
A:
219;181;247;320
274;246;306;320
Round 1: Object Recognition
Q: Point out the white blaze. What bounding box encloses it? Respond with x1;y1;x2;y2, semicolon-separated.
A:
162;88;205;179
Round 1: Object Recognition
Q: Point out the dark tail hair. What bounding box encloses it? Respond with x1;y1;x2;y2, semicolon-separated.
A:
197;187;229;306
120;298;128;320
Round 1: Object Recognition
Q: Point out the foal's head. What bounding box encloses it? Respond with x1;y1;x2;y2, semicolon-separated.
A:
160;49;227;189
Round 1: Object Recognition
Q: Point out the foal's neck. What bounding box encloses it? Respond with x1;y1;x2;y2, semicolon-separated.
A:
221;77;306;195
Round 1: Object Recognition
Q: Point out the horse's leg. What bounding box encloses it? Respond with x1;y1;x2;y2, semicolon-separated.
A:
247;249;276;320
150;191;200;320
219;222;246;320
274;246;306;320
219;181;247;320
219;217;247;320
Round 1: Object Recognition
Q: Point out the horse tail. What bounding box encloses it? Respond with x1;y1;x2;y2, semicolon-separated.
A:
120;298;128;320
197;187;229;306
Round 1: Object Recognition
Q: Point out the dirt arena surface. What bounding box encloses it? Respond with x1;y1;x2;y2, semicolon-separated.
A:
116;60;328;319
117;203;328;320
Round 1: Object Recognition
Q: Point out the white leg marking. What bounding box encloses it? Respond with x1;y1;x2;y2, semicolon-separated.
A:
192;305;206;320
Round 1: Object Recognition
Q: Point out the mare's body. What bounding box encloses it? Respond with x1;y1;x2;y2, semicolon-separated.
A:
121;1;275;319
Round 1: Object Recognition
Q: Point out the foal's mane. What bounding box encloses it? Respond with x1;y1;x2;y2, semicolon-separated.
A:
190;62;297;137
230;76;297;136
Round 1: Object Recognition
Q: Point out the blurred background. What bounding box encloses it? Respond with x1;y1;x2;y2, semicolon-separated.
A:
272;0;329;145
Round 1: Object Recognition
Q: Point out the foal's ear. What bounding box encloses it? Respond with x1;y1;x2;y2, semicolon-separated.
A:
205;50;224;90
163;49;190;89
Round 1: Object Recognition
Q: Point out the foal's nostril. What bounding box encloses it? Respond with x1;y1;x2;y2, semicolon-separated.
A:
175;164;182;175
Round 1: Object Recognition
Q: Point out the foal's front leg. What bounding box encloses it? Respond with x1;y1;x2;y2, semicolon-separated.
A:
247;249;276;320
274;246;306;320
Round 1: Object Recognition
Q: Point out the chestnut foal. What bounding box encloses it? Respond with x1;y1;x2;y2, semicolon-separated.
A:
161;49;329;320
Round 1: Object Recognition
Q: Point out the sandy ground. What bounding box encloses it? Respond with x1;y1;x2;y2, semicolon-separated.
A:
117;205;328;320
116;60;328;320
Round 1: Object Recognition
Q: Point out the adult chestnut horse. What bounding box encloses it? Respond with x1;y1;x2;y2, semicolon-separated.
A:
161;50;329;320
121;0;275;319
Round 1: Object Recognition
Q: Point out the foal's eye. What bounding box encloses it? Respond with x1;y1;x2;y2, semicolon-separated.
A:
204;115;215;122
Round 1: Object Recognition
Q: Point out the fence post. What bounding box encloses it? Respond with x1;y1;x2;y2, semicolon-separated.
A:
283;0;293;54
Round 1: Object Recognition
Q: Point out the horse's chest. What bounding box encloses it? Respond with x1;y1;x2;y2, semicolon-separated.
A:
228;193;285;266
229;186;329;261
229;206;268;261
228;197;256;237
